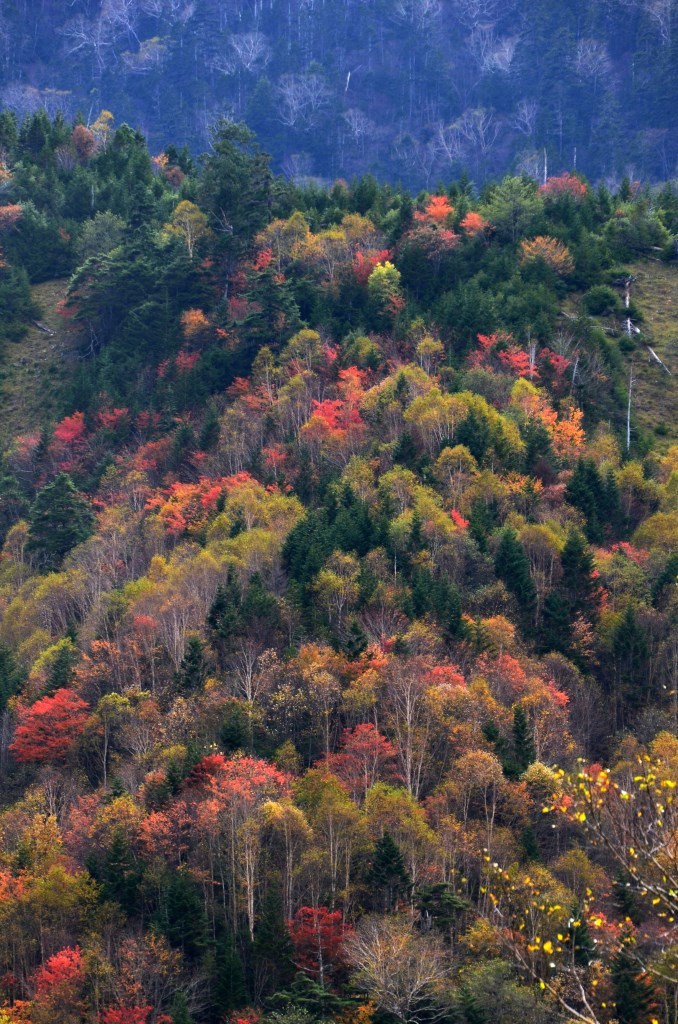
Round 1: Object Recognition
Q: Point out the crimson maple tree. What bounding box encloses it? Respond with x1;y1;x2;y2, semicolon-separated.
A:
10;689;89;764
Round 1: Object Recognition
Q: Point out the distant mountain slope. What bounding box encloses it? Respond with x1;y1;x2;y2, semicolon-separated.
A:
624;260;678;447
0;280;77;446
0;0;676;186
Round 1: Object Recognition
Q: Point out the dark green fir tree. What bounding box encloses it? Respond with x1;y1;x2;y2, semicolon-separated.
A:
494;528;537;621
611;940;657;1024
176;634;210;692
366;832;412;912
513;705;535;772
27;472;95;569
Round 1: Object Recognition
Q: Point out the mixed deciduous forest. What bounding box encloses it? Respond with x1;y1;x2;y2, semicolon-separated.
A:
0;108;676;1024
0;0;677;186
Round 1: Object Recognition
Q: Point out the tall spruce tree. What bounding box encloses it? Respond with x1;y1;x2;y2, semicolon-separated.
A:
366;832;412;912
512;705;535;774
253;884;295;995
177;634;210;692
27;472;95;569
611;941;657;1024
560;529;598;620
494;528;537;622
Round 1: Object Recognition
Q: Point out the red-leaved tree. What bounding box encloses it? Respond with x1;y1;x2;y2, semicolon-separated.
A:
288;906;351;987
32;946;86;1024
323;723;400;801
9;689;89;764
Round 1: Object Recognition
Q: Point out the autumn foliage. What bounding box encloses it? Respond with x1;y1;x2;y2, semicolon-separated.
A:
0;112;674;1024
10;690;89;764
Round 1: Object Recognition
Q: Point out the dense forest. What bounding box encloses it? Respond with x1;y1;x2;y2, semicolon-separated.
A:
0;0;677;185
0;108;676;1024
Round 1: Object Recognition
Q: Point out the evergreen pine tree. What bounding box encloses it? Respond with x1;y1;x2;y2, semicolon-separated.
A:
540;591;572;654
468;496;498;552
494;528;537;620
652;551;678;606
212;935;248;1016
408;510;424;553
253;884;295;995
416;883;468;936
169;421;198;473
512;705;535;774
564;907;595;968
170;992;194;1024
160;867;208;962
208;576;243;661
344;618;368;659
455;409;491;462
199;403;221;451
611;941;657;1024
565;459;604;543
602;468;623;540
0;644;23;713
44;638;77;694
98;830;142;917
266;973;353;1017
612;872;642;926
560;529;597;619
519;825;540;862
27;473;95;569
366;832;412;912
482;719;512;772
611;605;649;716
177;634;210;692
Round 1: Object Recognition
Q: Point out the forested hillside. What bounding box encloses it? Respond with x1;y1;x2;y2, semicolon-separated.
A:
0;111;676;1024
0;0;677;185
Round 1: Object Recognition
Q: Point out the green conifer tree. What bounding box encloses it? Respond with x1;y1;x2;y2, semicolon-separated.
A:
494;528;537;620
212;935;248;1016
170;992;194;1024
27;472;95;569
540;591;572;654
366;832;412;912
253;884;295;995
512;705;535;774
177;634;210;692
611;941;657;1024
560;529;597;619
0;644;23;713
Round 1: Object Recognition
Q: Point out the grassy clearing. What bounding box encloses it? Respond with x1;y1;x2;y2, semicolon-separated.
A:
0;279;79;447
624;259;678;449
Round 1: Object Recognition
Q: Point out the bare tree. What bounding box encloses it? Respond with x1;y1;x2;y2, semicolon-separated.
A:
451;0;507;28
121;37;169;73
230;31;271;73
277;72;330;129
514;149;542;179
646;0;673;44
512;98;538;137
0;83;74;120
101;0;140;43
467;24;498;70
60;16;114;74
452;106;502;175
393;0;442;31
621;0;673;44
494;34;520;71
343;107;376;145
140;0;165;15
391;134;440;188
344;915;449;1024
434;120;464;165
573;39;611;94
140;0;189;18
